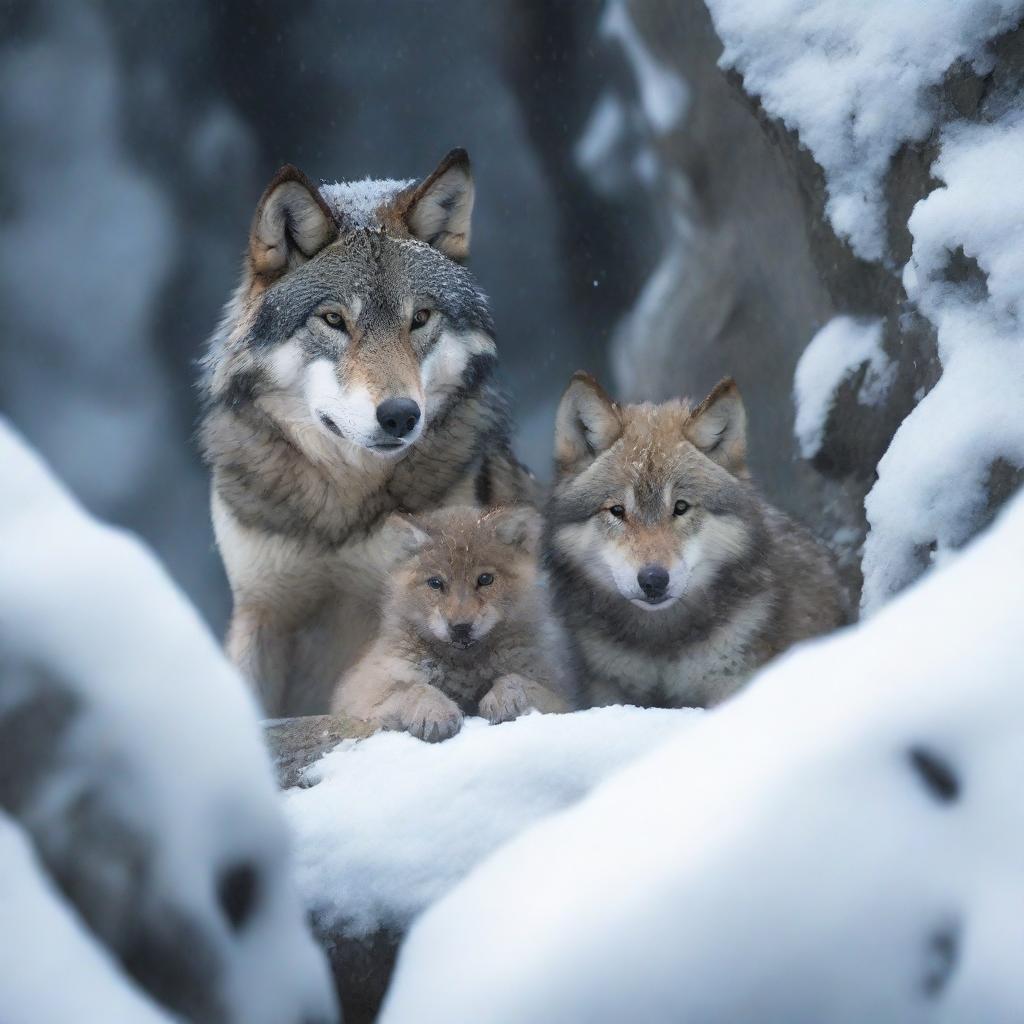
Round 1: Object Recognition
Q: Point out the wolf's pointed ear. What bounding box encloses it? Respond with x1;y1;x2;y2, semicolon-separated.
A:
249;166;337;282
402;149;474;263
554;372;622;477
486;505;542;555
685;378;749;477
382;513;432;562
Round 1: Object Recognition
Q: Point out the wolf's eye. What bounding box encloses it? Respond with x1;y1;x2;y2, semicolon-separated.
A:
411;308;431;330
674;499;691;516
426;576;444;591
476;573;494;588
322;311;344;329
608;505;626;520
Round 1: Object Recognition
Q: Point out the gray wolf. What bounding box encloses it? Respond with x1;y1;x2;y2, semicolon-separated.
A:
545;372;845;708
200;150;535;717
331;505;571;741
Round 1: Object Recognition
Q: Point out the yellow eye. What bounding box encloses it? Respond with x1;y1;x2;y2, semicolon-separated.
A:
411;308;431;329
608;505;626;520
322;311;344;328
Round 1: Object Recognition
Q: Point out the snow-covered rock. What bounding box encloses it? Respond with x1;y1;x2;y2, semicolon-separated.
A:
380;487;1024;1023
0;421;337;1024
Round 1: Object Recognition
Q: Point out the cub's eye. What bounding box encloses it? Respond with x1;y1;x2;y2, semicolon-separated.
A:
426;576;444;591
321;311;344;329
674;499;691;516
476;573;494;588
411;308;431;330
607;505;626;520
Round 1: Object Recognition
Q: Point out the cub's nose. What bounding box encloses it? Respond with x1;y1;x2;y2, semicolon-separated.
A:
449;622;474;646
376;397;421;439
637;564;669;600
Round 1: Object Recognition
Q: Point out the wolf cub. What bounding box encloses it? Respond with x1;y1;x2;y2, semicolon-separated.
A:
331;505;569;742
546;372;845;709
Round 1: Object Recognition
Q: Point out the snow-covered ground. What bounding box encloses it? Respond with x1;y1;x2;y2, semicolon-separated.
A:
0;420;336;1024
285;707;698;938
380;487;1024;1024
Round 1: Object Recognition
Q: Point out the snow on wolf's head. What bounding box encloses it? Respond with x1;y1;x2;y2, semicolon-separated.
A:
0;421;337;1024
204;150;495;464
548;373;757;612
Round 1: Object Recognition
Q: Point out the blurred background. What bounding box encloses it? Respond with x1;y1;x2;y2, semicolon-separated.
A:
1;0;944;631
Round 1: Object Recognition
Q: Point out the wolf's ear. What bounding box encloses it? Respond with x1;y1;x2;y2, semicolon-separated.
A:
249;166;337;281
402;149;474;263
487;506;542;555
685;378;749;477
382;513;432;561
554;372;622;477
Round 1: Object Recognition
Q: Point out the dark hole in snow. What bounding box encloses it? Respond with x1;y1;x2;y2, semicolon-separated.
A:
218;862;260;932
921;918;960;997
908;746;959;803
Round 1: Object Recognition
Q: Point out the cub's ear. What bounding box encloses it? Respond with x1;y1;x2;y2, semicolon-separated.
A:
554;372;622;477
685;377;748;478
381;513;432;561
402;148;474;263
486;505;542;554
249;165;337;281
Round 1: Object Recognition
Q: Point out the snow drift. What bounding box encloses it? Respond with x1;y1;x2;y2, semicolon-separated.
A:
0;420;336;1024
380;488;1024;1023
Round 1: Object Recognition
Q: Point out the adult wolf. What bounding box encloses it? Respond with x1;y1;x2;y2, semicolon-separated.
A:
545;372;845;709
201;150;534;717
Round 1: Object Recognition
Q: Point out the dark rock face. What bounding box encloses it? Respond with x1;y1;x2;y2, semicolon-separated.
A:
579;1;1024;607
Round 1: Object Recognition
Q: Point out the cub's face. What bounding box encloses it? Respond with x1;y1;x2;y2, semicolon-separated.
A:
385;507;541;650
549;374;755;612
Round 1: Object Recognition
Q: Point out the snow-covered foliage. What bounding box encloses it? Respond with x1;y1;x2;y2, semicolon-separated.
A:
380;489;1024;1023
707;0;1024;261
861;108;1024;612
0;814;177;1024
285;707;697;938
0;421;336;1024
793;316;890;459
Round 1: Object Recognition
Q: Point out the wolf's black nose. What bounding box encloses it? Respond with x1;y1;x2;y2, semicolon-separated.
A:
637;564;669;599
449;622;474;644
376;398;421;438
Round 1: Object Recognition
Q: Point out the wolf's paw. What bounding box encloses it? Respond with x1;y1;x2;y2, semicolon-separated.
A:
400;683;463;743
479;674;534;725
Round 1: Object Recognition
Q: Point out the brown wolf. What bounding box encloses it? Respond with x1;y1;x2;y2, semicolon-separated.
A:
545;372;845;708
331;506;571;741
200;151;535;717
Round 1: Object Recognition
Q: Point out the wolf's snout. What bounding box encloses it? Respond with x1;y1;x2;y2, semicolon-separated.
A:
449;622;475;647
376;398;421;439
637;564;670;601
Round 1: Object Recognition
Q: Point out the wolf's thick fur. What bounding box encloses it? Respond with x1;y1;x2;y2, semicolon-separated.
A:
331;506;570;741
546;373;845;708
200;152;535;716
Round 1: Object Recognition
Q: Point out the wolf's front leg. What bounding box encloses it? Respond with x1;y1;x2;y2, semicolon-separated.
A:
480;673;563;724
332;648;463;743
226;604;295;717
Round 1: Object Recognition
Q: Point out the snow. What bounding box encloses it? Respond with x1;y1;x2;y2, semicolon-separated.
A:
601;0;689;136
706;0;1023;260
0;421;336;1024
793;316;890;459
0;813;177;1024
284;706;698;938
320;177;415;230
380;488;1024;1023
860;107;1024;613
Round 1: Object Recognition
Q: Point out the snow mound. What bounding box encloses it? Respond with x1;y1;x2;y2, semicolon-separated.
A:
706;0;1023;260
380;489;1024;1023
0;420;336;1024
284;706;697;938
793;316;890;459
0;813;176;1024
320;177;415;231
861;108;1024;612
